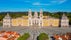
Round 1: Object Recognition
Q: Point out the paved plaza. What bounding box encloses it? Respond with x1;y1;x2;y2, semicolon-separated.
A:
0;26;71;40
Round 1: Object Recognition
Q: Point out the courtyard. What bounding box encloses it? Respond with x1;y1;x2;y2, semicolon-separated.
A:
0;26;71;40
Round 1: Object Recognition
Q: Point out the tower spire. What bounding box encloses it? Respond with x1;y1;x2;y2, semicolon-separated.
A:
40;9;43;18
28;9;32;18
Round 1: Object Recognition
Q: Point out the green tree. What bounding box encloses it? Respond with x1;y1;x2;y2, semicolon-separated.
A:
37;33;49;40
17;33;30;40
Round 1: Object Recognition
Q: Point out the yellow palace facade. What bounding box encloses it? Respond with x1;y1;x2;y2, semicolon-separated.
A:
3;9;69;28
11;16;29;26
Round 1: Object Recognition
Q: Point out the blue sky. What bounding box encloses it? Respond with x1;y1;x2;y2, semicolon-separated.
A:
0;0;71;12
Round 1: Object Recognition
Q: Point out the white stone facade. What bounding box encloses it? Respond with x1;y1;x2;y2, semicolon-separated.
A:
61;14;69;27
28;9;43;27
3;13;11;28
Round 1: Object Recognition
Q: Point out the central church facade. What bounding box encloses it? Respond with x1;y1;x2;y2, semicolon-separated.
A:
3;9;69;27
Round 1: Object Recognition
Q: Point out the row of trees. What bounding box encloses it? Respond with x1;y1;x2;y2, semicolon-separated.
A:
17;33;49;40
0;12;71;24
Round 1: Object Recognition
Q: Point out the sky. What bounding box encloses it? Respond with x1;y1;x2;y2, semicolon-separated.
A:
0;0;71;12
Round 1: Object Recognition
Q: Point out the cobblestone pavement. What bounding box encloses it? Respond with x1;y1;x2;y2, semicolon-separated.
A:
0;26;71;40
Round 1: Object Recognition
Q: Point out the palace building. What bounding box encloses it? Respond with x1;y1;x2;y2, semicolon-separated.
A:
3;9;69;28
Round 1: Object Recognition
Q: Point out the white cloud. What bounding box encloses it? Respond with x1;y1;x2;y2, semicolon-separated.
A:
50;0;67;4
32;2;50;6
59;0;67;4
24;1;30;3
32;0;67;6
51;1;57;3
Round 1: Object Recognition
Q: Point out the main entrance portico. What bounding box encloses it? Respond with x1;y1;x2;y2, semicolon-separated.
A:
28;9;43;28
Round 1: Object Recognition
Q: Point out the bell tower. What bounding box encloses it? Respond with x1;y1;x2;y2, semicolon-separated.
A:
39;9;43;27
39;9;43;18
28;9;32;18
28;9;33;26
